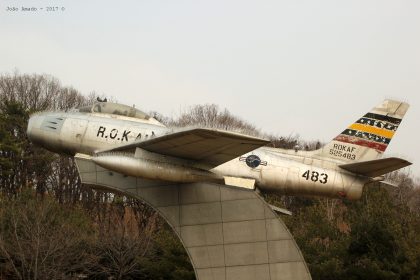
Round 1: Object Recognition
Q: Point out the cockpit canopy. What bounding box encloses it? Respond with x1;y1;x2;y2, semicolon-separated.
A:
78;102;150;120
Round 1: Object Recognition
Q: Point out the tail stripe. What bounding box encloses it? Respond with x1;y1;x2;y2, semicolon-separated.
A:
337;129;391;143
334;129;390;151
355;118;398;131
349;123;395;138
363;113;401;125
334;135;388;152
334;108;404;153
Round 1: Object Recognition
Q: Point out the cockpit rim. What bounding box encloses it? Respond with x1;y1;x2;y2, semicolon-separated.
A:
77;102;151;120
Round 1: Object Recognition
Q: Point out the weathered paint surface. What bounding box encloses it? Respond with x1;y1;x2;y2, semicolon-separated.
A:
28;111;366;200
27;99;410;201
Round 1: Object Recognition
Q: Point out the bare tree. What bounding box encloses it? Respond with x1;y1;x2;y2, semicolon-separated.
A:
0;191;94;280
90;197;158;279
168;104;260;136
386;171;420;214
0;71;103;202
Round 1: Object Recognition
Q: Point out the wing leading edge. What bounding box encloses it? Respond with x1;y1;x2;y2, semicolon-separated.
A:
99;128;270;168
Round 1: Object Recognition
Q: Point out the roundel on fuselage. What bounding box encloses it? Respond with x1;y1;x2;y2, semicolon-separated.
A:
246;155;261;168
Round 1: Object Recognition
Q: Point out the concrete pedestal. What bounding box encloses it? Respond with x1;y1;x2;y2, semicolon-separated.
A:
76;157;312;280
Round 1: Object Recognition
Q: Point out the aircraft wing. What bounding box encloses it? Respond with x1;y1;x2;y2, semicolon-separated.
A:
338;157;412;177
100;128;270;168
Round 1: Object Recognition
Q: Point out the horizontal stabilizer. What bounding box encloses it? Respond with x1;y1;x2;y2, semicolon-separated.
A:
339;157;411;177
379;181;398;189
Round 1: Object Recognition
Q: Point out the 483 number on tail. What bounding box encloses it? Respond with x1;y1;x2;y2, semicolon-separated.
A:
302;170;328;184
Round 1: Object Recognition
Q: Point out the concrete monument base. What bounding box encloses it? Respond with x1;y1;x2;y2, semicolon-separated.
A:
76;157;312;280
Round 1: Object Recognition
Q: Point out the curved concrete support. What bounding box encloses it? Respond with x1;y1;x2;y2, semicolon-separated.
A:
75;157;312;280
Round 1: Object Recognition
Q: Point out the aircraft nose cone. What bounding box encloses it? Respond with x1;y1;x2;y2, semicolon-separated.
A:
26;113;45;143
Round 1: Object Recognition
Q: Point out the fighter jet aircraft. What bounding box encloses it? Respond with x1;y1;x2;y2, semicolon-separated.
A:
27;99;411;200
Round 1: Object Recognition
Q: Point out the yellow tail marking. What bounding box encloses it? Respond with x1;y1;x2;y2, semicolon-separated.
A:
349;123;395;139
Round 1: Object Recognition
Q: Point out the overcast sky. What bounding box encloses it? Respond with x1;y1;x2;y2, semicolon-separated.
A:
1;0;419;177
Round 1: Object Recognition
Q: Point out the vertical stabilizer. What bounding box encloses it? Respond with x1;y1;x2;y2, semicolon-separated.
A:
316;99;409;162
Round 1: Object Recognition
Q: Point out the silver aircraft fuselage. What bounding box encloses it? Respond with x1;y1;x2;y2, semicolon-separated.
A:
27;109;368;200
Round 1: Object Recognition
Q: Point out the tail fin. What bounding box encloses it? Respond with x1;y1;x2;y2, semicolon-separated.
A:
317;99;409;162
